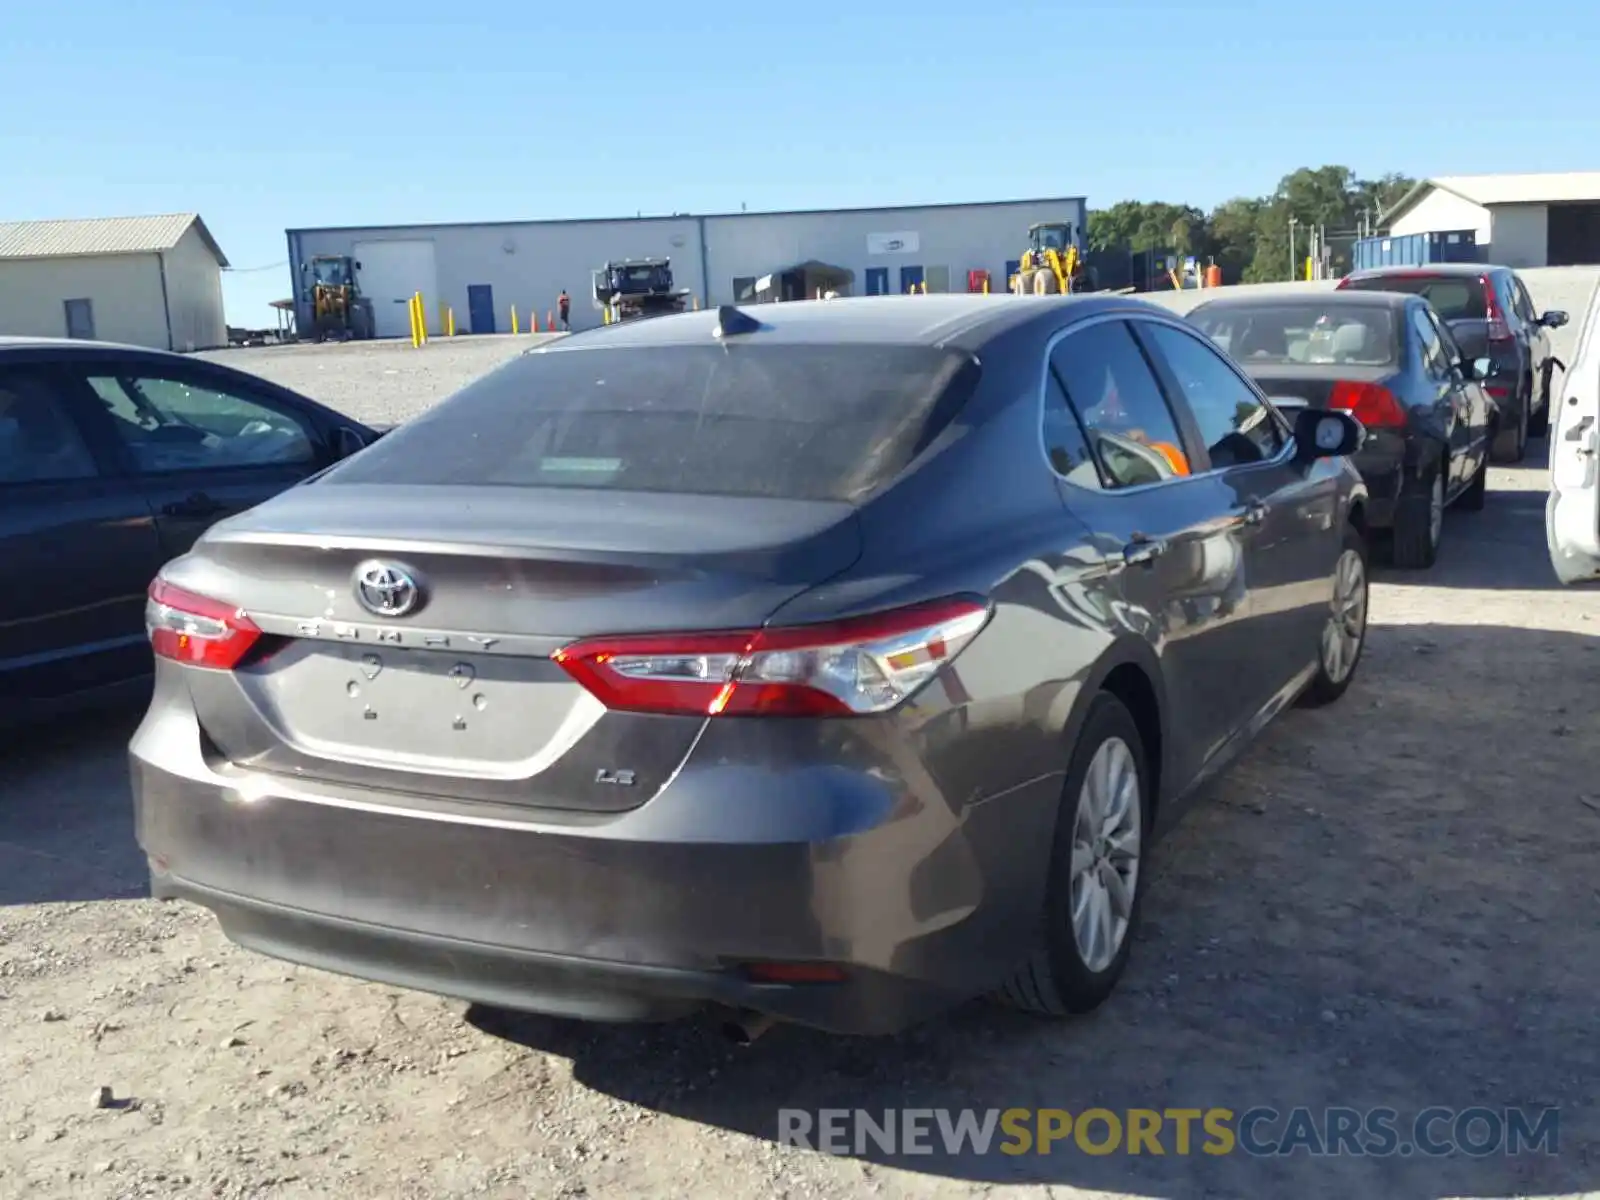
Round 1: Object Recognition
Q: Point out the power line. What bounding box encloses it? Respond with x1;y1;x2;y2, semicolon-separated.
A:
224;260;288;274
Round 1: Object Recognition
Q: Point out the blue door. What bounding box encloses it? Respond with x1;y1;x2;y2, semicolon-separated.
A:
899;266;924;294
467;284;496;334
1005;259;1021;288
865;267;890;296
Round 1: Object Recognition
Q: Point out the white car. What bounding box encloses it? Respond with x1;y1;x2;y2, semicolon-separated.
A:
1548;278;1600;584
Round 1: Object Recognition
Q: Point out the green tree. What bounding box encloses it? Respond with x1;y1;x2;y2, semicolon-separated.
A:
1087;166;1416;287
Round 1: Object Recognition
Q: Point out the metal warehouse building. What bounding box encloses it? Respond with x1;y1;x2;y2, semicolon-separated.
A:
286;196;1087;338
0;213;229;350
1382;172;1600;268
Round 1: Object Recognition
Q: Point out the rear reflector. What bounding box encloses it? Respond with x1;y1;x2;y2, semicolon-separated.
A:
1328;380;1407;428
553;596;991;717
146;579;262;670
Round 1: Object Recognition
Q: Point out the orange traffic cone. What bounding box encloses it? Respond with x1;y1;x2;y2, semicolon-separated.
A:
547;310;555;331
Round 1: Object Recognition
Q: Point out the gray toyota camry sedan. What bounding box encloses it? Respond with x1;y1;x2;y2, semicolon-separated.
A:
131;294;1370;1039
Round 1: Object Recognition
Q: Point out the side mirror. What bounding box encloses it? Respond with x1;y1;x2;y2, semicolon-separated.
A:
1470;356;1493;381
1293;407;1364;462
1541;310;1569;329
334;426;369;458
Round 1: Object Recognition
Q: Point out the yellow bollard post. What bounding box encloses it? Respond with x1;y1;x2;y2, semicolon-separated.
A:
447;306;455;337
409;295;420;348
413;292;427;345
511;305;520;335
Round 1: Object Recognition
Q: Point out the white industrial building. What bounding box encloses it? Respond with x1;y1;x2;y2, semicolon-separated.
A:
1382;172;1600;268
286;196;1088;338
0;213;229;351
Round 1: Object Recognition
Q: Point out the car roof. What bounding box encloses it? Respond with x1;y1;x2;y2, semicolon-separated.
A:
533;293;1186;354
0;335;196;361
1193;290;1414;313
1344;263;1504;281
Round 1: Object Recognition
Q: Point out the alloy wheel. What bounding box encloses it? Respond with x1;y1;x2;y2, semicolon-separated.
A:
1069;737;1142;973
1321;548;1368;684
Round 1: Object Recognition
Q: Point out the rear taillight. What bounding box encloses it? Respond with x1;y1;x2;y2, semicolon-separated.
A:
1484;383;1511;401
1481;275;1513;342
146;578;262;670
553;597;991;718
1329;381;1407;428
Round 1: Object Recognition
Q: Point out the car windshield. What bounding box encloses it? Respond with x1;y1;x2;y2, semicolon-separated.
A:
1342;273;1487;321
1193;304;1398;366
323;342;980;502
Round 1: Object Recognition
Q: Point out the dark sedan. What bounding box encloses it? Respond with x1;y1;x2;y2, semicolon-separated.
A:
1337;262;1567;460
133;294;1369;1040
0;338;381;728
1189;291;1496;570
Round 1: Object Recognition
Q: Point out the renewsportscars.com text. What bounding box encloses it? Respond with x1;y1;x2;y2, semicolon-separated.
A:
778;1106;1559;1158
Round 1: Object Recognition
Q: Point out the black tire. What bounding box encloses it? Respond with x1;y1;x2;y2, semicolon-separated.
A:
1457;450;1488;512
998;693;1150;1017
1391;462;1444;569
1491;380;1530;463
1299;523;1370;708
1529;365;1552;438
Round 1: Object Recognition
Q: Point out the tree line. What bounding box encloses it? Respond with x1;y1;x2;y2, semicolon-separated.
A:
1087;166;1417;284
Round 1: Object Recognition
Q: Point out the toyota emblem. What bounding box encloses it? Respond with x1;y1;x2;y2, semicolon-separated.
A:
353;560;421;617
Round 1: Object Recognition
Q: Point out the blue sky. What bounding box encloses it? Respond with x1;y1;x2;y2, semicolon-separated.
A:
5;0;1594;323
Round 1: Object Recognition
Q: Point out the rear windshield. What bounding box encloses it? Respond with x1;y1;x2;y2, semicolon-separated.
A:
1343;273;1487;320
1192;304;1398;366
324;343;979;502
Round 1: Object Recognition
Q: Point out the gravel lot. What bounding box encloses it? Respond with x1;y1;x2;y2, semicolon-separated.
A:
4;278;1600;1199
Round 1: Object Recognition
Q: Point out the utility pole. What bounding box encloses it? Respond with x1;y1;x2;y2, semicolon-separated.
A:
1288;216;1299;282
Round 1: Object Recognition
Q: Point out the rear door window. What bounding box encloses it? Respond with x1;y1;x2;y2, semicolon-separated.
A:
324;343;980;503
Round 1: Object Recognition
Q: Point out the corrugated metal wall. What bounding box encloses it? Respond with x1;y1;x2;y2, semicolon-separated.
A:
288;199;1088;336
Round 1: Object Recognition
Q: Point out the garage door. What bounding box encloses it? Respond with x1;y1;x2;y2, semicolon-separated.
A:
1546;204;1600;268
354;240;440;339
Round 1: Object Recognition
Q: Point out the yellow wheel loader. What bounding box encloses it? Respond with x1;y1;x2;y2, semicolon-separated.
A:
1009;223;1089;295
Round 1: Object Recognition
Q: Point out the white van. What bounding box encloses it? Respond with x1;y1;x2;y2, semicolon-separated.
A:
1548;277;1600;584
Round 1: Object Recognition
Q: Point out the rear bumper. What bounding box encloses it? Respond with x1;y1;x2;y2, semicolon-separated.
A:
131;699;1062;1036
1351;436;1410;528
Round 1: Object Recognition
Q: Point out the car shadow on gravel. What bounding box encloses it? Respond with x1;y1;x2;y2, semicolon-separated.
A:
0;708;146;906
471;620;1600;1200
1373;453;1561;591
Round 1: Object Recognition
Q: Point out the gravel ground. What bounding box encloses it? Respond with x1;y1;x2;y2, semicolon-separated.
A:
3;278;1600;1200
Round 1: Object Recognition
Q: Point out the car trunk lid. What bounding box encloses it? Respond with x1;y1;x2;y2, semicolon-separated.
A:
162;483;861;812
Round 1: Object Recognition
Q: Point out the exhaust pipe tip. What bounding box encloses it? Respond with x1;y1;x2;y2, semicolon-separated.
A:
720;1010;778;1046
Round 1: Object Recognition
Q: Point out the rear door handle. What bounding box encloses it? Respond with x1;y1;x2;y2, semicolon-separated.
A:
1122;536;1167;567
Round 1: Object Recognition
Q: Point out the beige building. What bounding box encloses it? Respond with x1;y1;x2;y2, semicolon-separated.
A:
1382;172;1600;269
0;213;229;351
